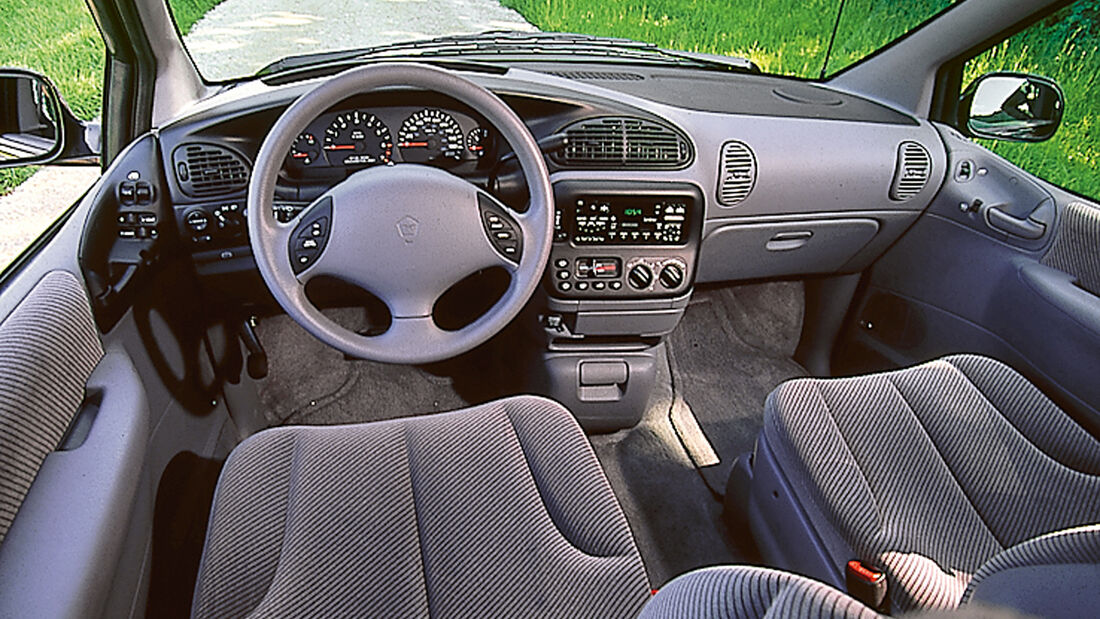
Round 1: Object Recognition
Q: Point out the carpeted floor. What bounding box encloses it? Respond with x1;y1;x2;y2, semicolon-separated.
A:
666;282;808;495
589;344;749;587
255;309;518;426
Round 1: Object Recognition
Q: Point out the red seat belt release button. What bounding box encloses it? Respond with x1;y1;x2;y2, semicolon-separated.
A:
846;559;889;612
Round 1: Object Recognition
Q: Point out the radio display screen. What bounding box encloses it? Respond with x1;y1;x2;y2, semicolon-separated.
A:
569;198;690;245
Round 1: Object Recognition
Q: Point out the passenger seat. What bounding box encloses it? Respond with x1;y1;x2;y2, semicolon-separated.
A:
731;354;1100;617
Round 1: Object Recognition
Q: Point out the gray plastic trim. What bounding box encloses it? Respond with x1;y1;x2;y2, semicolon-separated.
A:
744;433;849;590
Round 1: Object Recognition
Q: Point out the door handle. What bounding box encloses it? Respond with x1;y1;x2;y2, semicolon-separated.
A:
986;206;1046;240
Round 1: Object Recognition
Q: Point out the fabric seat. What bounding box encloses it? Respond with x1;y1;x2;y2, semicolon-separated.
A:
641;566;880;619
740;354;1100;613
191;396;650;618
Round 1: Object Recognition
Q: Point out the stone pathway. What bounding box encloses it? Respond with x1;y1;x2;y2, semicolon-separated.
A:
185;0;536;80
0;166;100;268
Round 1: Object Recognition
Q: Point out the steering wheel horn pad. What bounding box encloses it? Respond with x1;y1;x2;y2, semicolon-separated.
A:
248;63;553;364
295;164;521;319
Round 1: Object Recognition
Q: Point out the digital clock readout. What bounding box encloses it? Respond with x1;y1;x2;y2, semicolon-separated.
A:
570;199;688;245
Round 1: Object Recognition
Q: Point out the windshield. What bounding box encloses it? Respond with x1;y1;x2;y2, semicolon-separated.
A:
170;0;956;82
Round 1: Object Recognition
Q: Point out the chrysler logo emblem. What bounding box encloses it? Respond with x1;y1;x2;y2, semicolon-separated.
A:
396;216;419;243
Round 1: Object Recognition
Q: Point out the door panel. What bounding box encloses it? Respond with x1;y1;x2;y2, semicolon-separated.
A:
0;132;234;617
840;124;1100;434
0;348;150;618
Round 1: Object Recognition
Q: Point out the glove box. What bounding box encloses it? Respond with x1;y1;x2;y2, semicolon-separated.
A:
697;218;880;282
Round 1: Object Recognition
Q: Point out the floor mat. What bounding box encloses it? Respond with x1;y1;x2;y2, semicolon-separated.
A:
667;283;808;496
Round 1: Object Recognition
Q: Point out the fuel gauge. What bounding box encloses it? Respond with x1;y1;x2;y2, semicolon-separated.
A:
290;133;320;166
467;127;490;158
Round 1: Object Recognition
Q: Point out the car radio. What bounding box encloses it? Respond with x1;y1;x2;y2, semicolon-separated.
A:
547;181;703;299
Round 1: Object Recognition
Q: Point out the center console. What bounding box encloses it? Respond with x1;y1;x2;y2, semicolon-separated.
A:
529;180;704;431
545;180;701;300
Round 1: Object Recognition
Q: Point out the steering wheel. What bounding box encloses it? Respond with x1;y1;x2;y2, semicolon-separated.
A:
248;63;554;364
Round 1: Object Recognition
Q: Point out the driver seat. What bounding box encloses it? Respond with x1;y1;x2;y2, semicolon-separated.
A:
190;396;651;618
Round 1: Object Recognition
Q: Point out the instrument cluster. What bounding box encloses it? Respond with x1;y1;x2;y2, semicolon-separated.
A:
283;106;493;177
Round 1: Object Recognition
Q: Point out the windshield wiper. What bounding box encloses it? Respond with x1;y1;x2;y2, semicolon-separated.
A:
256;31;759;77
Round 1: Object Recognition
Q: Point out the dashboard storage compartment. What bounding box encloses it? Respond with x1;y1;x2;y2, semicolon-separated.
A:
698;218;880;282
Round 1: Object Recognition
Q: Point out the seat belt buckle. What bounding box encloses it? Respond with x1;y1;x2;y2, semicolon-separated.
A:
846;559;889;612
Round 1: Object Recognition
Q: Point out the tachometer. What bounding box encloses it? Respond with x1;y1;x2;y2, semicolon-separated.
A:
323;110;392;166
397;109;465;163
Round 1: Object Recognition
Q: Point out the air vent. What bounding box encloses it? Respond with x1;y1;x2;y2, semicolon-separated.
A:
172;143;250;198
555;117;692;168
717;141;757;206
545;70;646;81
890;141;931;201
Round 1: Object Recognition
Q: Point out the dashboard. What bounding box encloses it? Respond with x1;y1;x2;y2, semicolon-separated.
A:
88;61;951;337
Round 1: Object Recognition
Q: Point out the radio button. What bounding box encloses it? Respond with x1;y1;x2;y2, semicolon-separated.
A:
576;281;589;291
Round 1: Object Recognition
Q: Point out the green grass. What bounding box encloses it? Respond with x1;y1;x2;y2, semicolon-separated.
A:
500;0;951;79
0;0;219;195
504;0;1099;201
169;0;223;34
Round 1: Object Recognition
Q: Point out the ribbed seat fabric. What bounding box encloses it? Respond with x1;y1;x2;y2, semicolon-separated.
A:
762;354;1100;612
640;566;880;619
191;396;650;618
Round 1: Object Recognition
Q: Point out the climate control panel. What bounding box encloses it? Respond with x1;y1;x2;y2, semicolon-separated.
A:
546;180;702;299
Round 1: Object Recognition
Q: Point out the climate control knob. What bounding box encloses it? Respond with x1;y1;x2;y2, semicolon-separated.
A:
659;263;685;289
628;264;654;290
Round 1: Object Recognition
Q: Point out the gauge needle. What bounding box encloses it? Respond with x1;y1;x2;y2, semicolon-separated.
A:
291;153;310;158
324;144;356;150
399;142;428;148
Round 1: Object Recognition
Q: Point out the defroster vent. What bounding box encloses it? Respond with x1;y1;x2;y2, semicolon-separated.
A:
172;143;250;198
717;141;757;206
890;141;931;201
554;117;692;169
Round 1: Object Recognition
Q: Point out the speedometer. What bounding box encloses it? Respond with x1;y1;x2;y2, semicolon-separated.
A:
397;109;465;163
323;110;392;166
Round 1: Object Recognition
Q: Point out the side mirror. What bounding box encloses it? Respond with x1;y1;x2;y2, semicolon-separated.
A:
959;72;1064;142
0;68;97;169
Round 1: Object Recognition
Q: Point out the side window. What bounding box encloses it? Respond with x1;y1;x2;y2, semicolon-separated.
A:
963;2;1098;201
0;2;104;270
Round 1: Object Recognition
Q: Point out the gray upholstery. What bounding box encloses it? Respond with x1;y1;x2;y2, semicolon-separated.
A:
963;524;1100;606
0;271;102;545
640;566;880;619
1042;201;1100;296
192;395;650;618
761;354;1100;612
